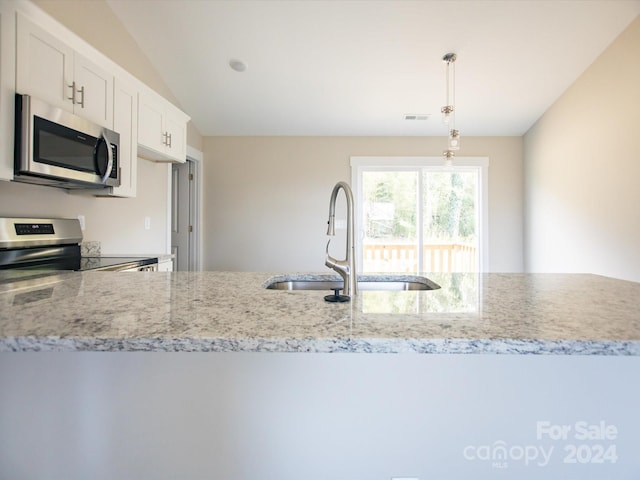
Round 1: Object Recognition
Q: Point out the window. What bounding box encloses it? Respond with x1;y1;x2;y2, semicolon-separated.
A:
351;157;489;274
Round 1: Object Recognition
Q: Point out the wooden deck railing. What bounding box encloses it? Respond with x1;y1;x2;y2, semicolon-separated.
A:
362;243;476;273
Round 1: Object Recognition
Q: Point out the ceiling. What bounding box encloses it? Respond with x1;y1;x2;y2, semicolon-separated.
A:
106;0;640;137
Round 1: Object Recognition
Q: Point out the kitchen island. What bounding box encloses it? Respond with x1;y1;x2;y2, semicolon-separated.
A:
0;271;639;354
1;272;639;480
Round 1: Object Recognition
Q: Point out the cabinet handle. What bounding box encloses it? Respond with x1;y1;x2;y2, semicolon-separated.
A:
168;133;172;148
77;85;85;108
68;82;76;104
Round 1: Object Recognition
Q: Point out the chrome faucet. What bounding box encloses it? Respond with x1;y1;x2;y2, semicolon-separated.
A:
325;181;357;299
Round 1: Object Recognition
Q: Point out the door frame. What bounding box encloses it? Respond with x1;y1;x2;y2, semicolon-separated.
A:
166;145;203;271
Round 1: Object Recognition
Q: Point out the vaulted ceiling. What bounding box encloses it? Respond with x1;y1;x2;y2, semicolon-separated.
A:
106;0;640;136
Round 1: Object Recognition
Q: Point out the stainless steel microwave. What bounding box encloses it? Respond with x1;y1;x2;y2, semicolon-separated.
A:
14;94;120;189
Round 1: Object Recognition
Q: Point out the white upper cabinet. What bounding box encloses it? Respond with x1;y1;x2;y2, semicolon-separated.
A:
138;89;188;163
164;109;186;161
138;91;164;151
72;53;113;128
110;77;138;197
15;12;71;110
0;3;16;181
16;13;113;128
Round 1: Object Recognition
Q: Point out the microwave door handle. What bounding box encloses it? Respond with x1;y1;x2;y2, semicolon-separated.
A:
100;132;113;184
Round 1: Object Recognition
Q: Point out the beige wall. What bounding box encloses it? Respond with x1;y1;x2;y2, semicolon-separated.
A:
524;15;640;281
204;136;523;272
0;161;170;254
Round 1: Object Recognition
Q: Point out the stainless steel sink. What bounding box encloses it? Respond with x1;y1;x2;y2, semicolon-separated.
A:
264;275;440;291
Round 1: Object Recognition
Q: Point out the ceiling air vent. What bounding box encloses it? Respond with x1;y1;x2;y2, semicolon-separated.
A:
404;114;430;121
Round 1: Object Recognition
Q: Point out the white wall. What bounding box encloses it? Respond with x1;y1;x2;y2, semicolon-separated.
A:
524;15;640;282
203;136;524;273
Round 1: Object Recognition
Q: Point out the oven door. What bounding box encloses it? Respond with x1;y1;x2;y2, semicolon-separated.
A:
0;245;81;273
15;94;120;188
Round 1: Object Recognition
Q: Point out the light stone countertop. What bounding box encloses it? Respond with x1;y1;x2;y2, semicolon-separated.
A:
0;271;639;354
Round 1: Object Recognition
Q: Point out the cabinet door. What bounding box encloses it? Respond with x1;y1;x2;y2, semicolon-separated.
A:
165;109;186;162
16;13;73;110
110;77;138;197
73;53;113;128
0;5;16;181
138;91;165;155
138;90;188;163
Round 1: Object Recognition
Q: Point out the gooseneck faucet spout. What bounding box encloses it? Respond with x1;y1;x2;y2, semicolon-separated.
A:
325;181;357;299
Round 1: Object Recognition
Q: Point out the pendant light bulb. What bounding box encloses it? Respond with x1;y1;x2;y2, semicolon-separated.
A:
443;149;455;167
449;129;461;150
441;105;454;125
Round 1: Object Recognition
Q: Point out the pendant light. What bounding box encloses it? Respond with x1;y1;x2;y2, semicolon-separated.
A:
441;53;460;166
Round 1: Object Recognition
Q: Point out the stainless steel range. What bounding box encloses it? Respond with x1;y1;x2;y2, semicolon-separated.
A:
0;217;158;278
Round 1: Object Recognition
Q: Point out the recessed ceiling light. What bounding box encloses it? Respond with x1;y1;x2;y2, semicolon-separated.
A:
229;59;248;72
404;114;430;121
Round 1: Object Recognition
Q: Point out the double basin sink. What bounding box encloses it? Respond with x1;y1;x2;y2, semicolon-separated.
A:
264;274;440;292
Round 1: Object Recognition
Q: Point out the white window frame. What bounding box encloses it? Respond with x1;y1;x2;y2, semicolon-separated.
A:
350;156;490;273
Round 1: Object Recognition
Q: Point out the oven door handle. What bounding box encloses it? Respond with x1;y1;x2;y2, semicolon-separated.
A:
100;131;113;184
96;263;158;272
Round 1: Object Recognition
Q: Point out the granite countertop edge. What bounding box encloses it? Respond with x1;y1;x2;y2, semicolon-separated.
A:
2;336;639;355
